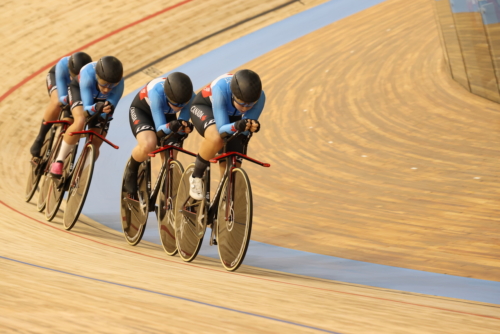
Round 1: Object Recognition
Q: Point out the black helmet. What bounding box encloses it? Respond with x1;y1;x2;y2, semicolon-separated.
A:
68;52;92;75
164;72;193;104
230;69;262;103
95;56;123;84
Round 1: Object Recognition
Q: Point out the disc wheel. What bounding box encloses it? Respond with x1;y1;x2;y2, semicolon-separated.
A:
45;147;76;221
175;163;206;262
217;168;252;271
25;132;52;202
62;145;95;230
158;160;183;256
36;174;50;212
120;161;150;246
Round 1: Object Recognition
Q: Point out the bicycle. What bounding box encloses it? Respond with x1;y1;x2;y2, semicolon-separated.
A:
175;132;270;271
44;112;108;222
62;114;119;230
25;108;65;204
120;133;196;247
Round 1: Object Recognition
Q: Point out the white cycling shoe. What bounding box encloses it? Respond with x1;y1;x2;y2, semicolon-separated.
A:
189;175;204;201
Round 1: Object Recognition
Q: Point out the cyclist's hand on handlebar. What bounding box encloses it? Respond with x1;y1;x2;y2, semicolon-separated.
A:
102;101;114;114
181;121;193;134
249;119;260;133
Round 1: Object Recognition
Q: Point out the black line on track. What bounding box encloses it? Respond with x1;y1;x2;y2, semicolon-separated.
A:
124;0;302;79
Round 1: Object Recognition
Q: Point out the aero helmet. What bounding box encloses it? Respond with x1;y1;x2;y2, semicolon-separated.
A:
95;56;123;84
230;69;262;103
164;72;193;104
68;52;92;75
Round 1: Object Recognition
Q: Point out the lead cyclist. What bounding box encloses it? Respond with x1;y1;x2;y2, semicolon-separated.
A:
188;69;265;200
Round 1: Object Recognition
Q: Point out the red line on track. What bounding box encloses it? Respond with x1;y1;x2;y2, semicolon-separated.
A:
0;0;194;104
1;200;498;321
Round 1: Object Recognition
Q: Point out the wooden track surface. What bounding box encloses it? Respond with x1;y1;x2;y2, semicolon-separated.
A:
232;0;500;281
1;0;499;332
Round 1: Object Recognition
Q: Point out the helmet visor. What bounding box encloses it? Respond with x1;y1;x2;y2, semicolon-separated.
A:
97;75;119;89
232;95;258;108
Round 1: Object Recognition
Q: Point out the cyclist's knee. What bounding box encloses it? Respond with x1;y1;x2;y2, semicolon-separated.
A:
204;127;223;147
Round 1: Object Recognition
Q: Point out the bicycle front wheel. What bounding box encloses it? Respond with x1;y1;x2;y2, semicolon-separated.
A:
45;147;76;221
175;163;206;262
217;167;253;271
158;160;183;256
25;132;52;202
120;161;150;246
63;145;95;230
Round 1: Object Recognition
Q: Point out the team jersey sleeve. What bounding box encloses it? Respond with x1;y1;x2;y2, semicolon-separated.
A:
150;85;169;133
177;92;195;122
212;86;232;134
106;79;124;110
80;71;97;114
55;60;70;105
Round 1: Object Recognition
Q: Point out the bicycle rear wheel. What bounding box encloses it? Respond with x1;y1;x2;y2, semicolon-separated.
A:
63;144;95;230
217;167;253;271
25;131;52;202
158;160;183;256
45;147;76;221
120;161;150;246
175;163;206;262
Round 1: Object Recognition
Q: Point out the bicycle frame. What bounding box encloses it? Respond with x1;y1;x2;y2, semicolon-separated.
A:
180;132;271;245
148;141;196;212
67;115;119;188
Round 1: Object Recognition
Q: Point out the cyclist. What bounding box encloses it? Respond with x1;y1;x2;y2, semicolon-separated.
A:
123;72;195;196
30;52;92;158
188;69;264;200
49;56;125;177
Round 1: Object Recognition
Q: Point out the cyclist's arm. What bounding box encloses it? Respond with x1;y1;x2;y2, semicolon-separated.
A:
149;88;170;134
106;80;125;109
55;59;70;105
79;72;98;114
212;86;232;134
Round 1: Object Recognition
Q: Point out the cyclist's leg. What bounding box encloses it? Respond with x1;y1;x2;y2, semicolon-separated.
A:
50;80;84;176
124;105;156;194
31;69;61;157
189;104;223;199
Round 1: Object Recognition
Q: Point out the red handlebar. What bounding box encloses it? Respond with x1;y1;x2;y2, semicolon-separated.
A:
68;130;119;149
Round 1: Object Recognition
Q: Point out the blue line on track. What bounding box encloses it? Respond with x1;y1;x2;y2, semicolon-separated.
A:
78;0;500;305
1;255;342;334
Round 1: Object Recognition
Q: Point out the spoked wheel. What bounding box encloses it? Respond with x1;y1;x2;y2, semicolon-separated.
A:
175;163;207;262
25;133;52;202
217;168;253;271
45;148;76;221
62;145;95;230
120;161;150;246
158;160;183;256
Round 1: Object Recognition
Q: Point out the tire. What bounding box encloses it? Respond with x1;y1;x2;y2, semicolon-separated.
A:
217;168;252;271
45;146;77;221
157;160;183;256
25;131;53;202
62;144;95;230
175;163;206;262
120;160;150;246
